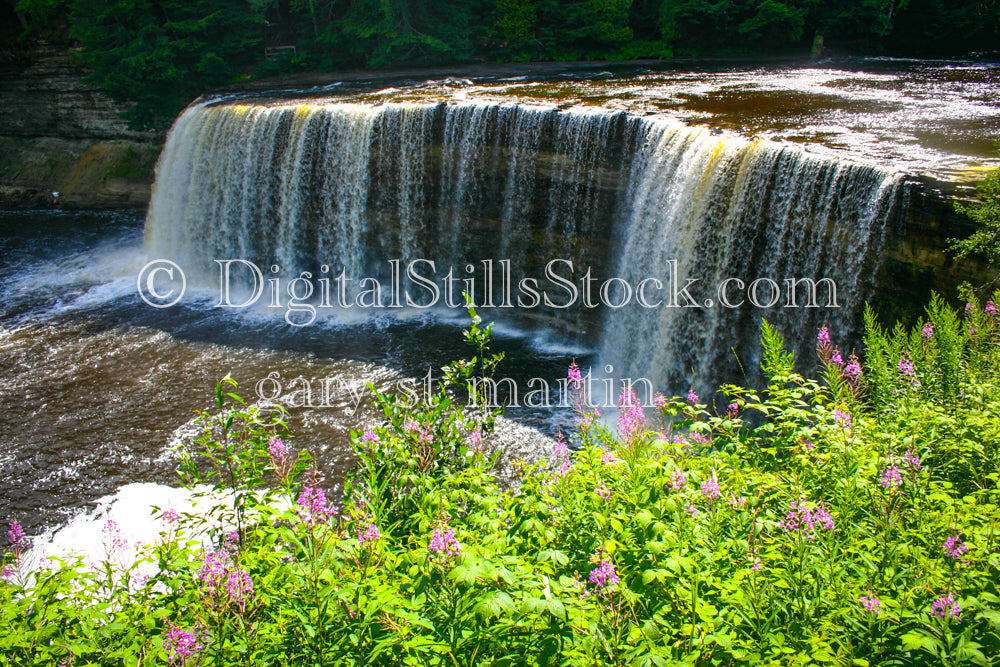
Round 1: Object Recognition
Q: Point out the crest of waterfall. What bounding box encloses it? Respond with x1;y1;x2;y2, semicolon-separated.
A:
145;100;904;394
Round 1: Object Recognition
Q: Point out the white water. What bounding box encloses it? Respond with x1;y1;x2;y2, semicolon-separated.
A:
145;101;905;395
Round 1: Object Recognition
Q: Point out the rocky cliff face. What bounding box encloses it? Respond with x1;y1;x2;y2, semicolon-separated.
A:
0;47;161;208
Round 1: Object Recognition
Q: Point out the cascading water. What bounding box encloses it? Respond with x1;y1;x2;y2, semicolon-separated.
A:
603;126;904;395
145;99;905;397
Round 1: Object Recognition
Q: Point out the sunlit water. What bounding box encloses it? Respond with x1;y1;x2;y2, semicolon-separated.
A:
253;57;1000;179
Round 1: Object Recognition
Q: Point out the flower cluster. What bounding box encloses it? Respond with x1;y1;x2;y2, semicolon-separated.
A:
859;595;882;616
943;534;968;561
553;434;573;476
163;623;209;664
700;473;720;500
833;409;852;430
567;362;583;389
428;524;461;560
196;549;254;609
357;523;381;547
595;485;612;501
843;355;862;382
780;501;835;539
930;595;962;622
102;519;129;562
588;558;619;591
296;486;336;524
6;518;26;556
268;437;296;481
879;465;903;490
617;388;647;443
404;418;434;445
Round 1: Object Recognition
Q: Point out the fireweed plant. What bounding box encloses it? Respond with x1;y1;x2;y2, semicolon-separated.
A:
2;294;1000;666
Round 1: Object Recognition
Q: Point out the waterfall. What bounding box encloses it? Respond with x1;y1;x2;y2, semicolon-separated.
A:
602;127;903;395
145;99;904;395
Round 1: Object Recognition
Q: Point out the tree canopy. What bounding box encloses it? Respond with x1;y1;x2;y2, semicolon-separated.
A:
4;0;998;130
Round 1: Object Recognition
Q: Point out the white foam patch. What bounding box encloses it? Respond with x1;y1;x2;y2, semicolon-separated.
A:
29;483;220;571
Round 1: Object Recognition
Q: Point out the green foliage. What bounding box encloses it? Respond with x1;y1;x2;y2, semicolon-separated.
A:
67;0;265;131
5;0;999;125
951;166;1000;265
3;297;1000;664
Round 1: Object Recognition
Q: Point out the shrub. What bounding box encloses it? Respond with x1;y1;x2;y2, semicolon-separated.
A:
3;296;1000;665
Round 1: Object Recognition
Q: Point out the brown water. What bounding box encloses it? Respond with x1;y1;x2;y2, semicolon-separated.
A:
0;211;569;537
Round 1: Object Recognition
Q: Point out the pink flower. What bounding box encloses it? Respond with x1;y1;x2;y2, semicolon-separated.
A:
843;355;862;381
360;430;380;445
224;569;254;604
6;519;25;549
922;322;934;339
879;465;903;490
781;501;835;539
817;326;831;345
685;504;700;517
196;550;254;607
296;486;335;524
428;525;461;559
930;595;962;622
727;494;747;508
943;535;968;561
600;450;617;466
654;392;667;409
588;559;619;590
903;449;922;470
268;437;287;461
163;623;209;663
833;409;852;430
670;469;687;491
162;508;181;523
700;474;721;500
596;485;612;501
726;402;739;419
102;519;128;555
567;363;583;388
553;435;570;459
898;356;916;378
686;390;699;405
830;351;844;367
986;300;997;316
358;523;381;546
617;388;647;442
859;595;882;616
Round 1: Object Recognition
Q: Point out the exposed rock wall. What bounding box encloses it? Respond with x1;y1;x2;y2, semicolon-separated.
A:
0;47;162;208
